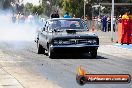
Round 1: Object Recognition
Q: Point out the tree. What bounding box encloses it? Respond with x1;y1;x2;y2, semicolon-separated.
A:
24;3;33;14
42;0;63;16
61;0;95;18
32;5;44;15
3;0;15;10
16;3;24;13
24;3;44;15
62;0;80;17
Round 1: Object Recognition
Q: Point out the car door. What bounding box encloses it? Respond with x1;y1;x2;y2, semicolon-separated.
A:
39;21;49;48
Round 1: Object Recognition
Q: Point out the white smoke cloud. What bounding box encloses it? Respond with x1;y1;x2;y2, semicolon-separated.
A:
0;11;37;41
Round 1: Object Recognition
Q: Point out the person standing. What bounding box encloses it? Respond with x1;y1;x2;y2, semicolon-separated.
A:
12;14;16;23
107;16;111;32
19;13;25;23
101;16;107;32
27;13;34;24
121;11;130;45
113;16;116;32
73;14;76;18
51;11;59;18
85;15;88;21
64;12;71;18
16;12;21;24
129;13;132;44
97;16;101;30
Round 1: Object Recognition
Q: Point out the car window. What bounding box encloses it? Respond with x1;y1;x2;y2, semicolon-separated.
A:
44;22;49;31
48;19;87;31
61;20;81;28
49;21;61;29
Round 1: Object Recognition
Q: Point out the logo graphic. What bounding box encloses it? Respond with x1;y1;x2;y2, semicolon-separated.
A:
76;66;131;85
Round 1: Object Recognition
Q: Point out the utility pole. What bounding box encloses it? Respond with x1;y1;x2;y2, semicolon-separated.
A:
84;0;86;19
111;0;114;42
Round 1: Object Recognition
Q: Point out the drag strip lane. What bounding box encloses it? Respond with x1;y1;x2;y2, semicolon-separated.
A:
0;41;131;88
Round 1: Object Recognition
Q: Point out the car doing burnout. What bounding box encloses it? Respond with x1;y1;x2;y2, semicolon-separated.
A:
35;18;99;58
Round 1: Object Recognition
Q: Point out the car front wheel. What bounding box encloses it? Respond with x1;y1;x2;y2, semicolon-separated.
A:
90;50;97;58
37;43;45;54
48;45;55;59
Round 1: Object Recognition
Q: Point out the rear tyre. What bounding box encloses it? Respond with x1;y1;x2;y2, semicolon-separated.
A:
48;45;55;59
37;43;45;54
90;50;97;58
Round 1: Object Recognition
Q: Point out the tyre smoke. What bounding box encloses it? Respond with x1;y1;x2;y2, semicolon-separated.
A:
0;11;37;41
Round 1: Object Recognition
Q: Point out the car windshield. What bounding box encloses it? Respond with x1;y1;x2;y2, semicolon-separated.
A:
48;19;87;31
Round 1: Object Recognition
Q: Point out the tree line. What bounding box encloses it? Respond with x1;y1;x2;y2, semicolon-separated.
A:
1;0;131;18
24;0;96;18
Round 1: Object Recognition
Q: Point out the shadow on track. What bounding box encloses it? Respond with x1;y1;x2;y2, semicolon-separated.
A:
50;53;108;59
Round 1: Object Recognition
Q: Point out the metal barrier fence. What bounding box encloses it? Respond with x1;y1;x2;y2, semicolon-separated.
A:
85;20;118;32
85;20;92;30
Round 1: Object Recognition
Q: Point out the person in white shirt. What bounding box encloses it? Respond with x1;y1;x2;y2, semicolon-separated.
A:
27;13;34;24
97;16;101;30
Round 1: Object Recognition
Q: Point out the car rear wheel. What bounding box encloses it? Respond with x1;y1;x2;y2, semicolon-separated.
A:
90;50;97;58
48;45;55;59
37;43;45;54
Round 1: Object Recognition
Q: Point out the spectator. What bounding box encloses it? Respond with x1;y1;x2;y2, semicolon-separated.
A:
12;14;16;23
73;14;76;18
64;12;71;18
101;16;107;32
121;11;130;45
118;15;122;23
51;11;59;18
113;16;116;32
27;13;34;24
19;13;25;23
122;12;129;20
81;16;84;19
85;15;88;21
107;16;111;32
16;12;21;24
97;16;101;30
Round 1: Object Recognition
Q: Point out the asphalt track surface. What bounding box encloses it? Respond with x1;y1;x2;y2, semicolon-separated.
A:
0;40;132;88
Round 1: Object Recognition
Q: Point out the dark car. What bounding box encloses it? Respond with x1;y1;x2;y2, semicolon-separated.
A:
35;18;99;58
